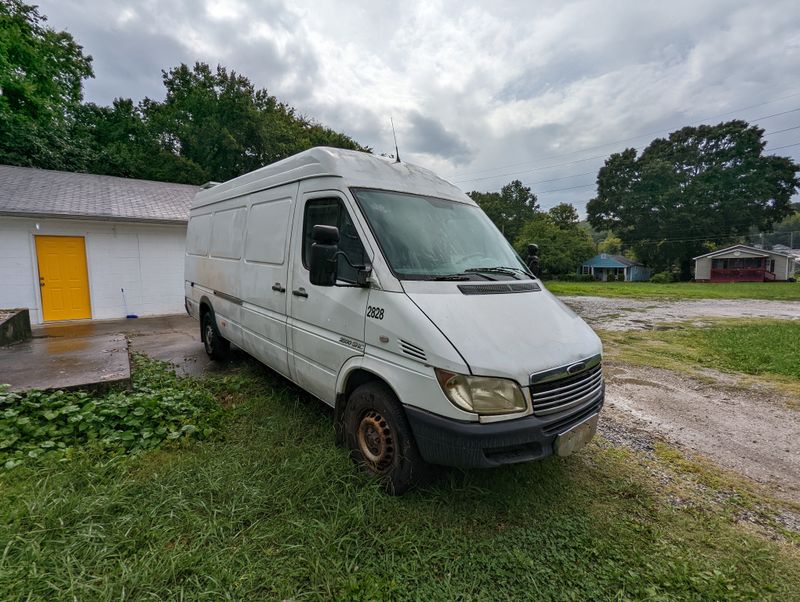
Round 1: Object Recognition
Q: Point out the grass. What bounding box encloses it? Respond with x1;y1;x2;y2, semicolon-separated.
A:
600;319;800;389
2;360;799;600
1;355;223;469
545;281;800;300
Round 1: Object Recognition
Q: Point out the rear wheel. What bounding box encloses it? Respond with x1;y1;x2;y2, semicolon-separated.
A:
343;381;428;495
201;311;230;361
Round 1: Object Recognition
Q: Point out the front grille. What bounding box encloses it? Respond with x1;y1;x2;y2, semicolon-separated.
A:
531;362;603;417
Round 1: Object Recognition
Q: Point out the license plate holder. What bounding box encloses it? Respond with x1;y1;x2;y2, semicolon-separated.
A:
554;413;599;457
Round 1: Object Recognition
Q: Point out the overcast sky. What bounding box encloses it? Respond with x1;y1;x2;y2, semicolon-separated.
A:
39;0;800;212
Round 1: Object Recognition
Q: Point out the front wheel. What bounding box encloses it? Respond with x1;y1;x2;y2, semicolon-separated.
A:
343;382;429;495
201;311;230;361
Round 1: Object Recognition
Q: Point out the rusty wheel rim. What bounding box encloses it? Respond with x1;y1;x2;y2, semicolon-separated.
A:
356;410;395;473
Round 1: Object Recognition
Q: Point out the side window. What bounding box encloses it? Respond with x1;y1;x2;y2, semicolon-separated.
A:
303;198;366;283
210;207;247;260
245;197;292;264
187;214;211;256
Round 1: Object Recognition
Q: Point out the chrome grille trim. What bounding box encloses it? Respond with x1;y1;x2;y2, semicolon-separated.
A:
530;354;601;386
530;357;604;417
534;370;603;405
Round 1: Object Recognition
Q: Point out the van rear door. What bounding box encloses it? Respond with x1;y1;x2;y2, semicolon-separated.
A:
287;188;371;404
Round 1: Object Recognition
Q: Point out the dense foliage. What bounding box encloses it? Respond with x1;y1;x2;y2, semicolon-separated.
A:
514;205;596;276
468;181;593;276
0;356;223;469
0;0;94;169
587;121;799;277
0;1;366;183
468;180;539;242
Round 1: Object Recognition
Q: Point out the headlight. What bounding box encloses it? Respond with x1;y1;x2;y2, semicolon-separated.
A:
434;369;527;415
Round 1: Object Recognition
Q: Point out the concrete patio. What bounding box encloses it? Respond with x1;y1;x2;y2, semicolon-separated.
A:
0;315;231;392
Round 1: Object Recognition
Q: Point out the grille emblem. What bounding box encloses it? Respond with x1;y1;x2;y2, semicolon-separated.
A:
567;362;586;375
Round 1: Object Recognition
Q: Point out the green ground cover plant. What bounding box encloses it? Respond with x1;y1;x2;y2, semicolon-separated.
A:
601;319;800;383
1;359;798;600
0;355;223;469
545;281;800;300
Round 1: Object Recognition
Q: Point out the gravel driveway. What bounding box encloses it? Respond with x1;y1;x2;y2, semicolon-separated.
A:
561;295;800;501
560;295;800;331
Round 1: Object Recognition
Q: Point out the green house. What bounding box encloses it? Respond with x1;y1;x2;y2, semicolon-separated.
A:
579;254;652;282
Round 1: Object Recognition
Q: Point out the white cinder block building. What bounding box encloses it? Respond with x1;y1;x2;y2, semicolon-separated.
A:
0;165;198;325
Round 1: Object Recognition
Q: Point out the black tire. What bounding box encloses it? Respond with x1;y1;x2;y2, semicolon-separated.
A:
343;381;429;495
201;311;230;361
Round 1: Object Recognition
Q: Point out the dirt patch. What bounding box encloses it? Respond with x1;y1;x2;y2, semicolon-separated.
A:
603;361;800;503
562;296;800;331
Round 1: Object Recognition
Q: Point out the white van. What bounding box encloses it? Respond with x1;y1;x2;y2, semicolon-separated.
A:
184;147;603;493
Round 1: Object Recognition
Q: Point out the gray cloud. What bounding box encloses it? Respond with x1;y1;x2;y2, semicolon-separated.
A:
404;111;473;164
36;0;800;213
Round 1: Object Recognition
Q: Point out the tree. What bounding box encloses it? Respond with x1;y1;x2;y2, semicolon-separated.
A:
587;120;799;277
755;202;800;249
0;1;368;182
597;233;623;255
0;0;94;168
547;203;580;229
469;179;538;242
514;213;595;277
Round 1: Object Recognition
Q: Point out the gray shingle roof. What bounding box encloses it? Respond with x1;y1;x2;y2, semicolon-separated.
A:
0;164;199;223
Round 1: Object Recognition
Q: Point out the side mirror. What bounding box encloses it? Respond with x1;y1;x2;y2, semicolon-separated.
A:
526;242;540;277
309;225;339;286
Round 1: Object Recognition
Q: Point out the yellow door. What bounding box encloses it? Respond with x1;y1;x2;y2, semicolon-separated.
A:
35;236;92;321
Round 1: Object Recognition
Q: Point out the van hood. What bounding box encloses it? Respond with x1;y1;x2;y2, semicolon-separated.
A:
402;280;601;386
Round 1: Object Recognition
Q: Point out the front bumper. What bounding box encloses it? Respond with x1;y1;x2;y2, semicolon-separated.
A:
404;388;603;468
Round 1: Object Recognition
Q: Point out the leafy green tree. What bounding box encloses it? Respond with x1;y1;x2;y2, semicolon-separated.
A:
142;62;367;183
469;179;538;242
587;120;799;277
0;0;93;168
597;232;623;255
0;1;367;183
514;213;595;277
755;202;799;249
547;203;580;229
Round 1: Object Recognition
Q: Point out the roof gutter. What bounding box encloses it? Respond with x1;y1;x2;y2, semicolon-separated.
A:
0;210;188;225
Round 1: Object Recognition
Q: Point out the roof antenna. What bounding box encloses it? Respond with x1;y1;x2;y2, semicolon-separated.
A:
390;116;401;163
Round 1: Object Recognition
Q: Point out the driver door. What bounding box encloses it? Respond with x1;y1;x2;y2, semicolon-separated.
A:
287;189;371;405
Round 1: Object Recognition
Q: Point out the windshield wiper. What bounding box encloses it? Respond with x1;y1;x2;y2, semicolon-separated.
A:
464;266;529;280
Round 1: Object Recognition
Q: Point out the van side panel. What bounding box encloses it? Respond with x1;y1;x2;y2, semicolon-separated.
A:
185;182;299;377
238;183;298;377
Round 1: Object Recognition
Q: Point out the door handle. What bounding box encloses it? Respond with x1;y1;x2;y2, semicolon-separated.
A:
272;283;286;293
39;277;45;287
292;288;308;298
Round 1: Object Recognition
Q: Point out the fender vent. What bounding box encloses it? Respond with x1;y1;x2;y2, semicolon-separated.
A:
458;282;541;295
400;339;427;361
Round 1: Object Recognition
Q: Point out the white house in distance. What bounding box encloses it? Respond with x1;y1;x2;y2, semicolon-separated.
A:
0;165;198;325
693;244;797;282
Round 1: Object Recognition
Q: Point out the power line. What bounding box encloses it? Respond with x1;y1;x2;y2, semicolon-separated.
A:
452;105;800;184
538;183;595;194
766;124;800;136
516;171;595;186
456;153;608;184
462;131;800;191
766;141;800;152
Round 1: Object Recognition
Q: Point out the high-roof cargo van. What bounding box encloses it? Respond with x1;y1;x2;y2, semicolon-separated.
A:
184;147;603;493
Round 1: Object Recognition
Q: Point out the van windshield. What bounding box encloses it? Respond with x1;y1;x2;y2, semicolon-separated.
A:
353;189;530;280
